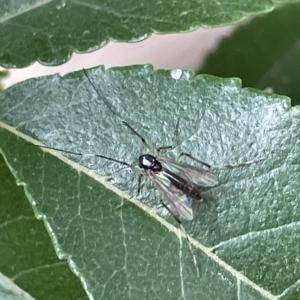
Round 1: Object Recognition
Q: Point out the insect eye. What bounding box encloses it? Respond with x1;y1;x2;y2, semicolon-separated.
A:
138;156;145;168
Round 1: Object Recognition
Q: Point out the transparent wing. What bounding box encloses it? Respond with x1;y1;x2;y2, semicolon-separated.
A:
149;171;193;220
157;157;218;187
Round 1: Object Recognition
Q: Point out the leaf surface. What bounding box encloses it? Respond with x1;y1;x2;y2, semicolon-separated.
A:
0;154;88;299
0;66;299;299
0;0;279;67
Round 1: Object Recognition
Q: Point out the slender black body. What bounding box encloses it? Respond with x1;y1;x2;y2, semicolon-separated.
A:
138;154;202;200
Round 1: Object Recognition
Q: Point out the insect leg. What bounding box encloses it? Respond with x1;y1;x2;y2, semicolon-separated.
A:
177;152;212;168
177;152;265;169
136;173;144;195
156;145;173;154
156;118;180;154
160;199;200;277
113;173;145;212
210;157;266;169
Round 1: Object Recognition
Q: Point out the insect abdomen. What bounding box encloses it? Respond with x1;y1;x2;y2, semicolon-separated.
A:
164;171;202;201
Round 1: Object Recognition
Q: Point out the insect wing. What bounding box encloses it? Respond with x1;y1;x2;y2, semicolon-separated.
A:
149;171;193;220
157;157;218;187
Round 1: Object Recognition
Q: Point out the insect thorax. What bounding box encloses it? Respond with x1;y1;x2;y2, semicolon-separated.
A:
138;154;162;172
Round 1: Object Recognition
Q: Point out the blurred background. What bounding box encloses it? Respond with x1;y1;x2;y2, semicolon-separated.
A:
0;25;236;89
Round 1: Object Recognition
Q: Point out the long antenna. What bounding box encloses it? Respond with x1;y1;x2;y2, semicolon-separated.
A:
122;121;152;151
37;145;130;167
83;68;153;151
83;68;120;118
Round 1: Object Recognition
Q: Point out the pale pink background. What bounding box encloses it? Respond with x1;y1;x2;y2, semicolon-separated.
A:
1;26;237;89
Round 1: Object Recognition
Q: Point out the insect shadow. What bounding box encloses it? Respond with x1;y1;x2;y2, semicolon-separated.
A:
37;69;265;277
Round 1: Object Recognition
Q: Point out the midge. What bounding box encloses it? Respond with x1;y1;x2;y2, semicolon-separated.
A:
38;69;264;276
115;124;219;221
45;120;219;221
41;70;221;221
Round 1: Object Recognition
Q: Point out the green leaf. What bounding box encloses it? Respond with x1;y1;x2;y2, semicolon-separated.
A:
199;2;300;106
0;65;299;299
0;153;88;299
0;0;280;68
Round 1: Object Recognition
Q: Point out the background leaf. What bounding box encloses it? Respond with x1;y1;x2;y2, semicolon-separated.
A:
0;154;88;299
199;2;300;106
0;0;280;68
0;66;299;299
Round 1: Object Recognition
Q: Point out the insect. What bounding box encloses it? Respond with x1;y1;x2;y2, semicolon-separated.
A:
37;69;264;276
43;120;219;220
117;121;219;221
